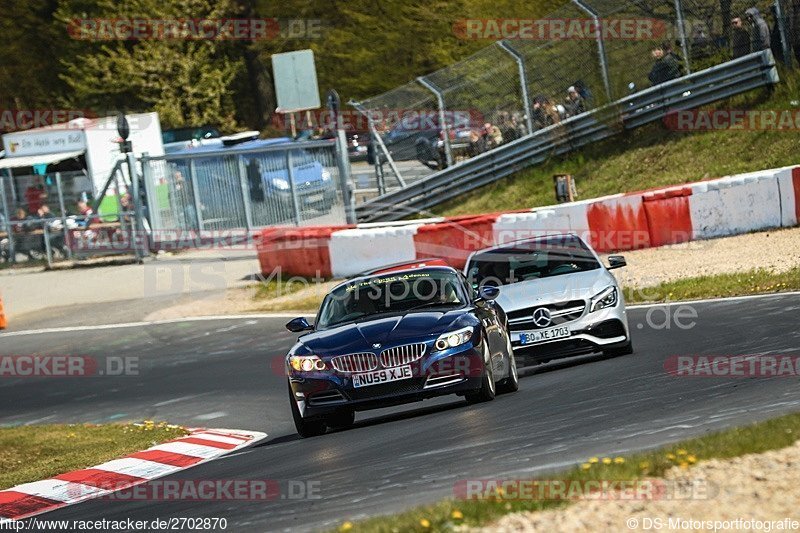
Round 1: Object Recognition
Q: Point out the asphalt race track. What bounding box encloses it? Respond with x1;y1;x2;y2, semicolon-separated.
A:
2;293;800;532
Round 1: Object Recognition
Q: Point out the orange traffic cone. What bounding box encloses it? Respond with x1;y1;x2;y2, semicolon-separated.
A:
0;294;6;330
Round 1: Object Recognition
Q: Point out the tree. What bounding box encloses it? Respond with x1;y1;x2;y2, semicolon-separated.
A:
55;0;242;129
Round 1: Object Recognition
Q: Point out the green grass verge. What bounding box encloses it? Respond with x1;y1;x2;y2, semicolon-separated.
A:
334;412;800;532
0;422;188;490
623;267;800;304
251;275;328;313
433;68;800;217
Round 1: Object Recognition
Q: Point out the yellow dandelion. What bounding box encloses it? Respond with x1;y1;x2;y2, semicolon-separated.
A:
666;453;676;460
339;522;353;532
602;457;612;465
676;449;687;456
588;457;599;464
581;463;592;470
679;462;689;470
687;455;697;464
419;518;431;529
614;457;625;464
451;510;463;521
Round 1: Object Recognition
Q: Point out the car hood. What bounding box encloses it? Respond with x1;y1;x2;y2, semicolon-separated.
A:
494;269;616;310
298;310;470;356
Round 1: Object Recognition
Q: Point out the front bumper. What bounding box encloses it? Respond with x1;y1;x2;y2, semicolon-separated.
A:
288;343;486;419
510;304;630;363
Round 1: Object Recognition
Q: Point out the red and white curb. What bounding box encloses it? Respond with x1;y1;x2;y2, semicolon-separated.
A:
0;428;267;523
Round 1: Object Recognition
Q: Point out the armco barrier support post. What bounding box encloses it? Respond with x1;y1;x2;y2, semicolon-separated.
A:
335;129;357;224
285;149;302;226
673;0;692;74
498;40;534;135
572;0;612;101
417;76;454;168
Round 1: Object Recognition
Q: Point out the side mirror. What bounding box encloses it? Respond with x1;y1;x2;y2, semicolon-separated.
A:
607;255;627;270
476;285;500;304
286;317;314;333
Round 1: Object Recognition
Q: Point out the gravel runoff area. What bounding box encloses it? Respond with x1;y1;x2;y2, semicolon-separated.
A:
479;440;800;532
143;225;800;320
607;226;800;289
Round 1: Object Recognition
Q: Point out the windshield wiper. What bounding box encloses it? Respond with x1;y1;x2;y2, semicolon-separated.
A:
405;301;461;312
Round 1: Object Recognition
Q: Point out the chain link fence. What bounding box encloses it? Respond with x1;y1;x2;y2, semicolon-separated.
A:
142;140;348;246
0;167;137;267
352;0;791;197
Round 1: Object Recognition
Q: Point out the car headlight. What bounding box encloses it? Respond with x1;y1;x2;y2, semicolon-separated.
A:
272;177;290;190
289;355;326;372
321;169;331;181
434;326;474;351
589;286;618;313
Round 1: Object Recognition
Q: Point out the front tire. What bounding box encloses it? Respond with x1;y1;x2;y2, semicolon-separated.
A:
497;336;519;394
466;342;496;403
288;383;327;438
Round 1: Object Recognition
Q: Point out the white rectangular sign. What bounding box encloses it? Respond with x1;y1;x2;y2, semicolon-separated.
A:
2;129;86;157
272;49;321;113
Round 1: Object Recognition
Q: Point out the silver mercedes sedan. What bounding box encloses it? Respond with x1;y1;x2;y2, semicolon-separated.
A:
464;233;632;365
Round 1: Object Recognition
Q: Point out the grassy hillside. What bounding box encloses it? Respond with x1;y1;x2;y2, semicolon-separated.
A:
433;69;800;217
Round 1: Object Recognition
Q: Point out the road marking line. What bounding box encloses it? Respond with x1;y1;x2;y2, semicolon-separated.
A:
0;314;311;337
627;290;800;309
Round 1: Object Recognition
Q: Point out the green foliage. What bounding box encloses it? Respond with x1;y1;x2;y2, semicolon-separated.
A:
0;0;567;130
55;0;242;130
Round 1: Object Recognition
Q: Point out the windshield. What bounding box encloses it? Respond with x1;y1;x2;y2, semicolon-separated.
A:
466;235;600;287
316;270;467;329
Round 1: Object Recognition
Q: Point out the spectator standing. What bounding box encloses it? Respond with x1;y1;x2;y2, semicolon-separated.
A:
564;86;586;117
731;17;751;58
746;7;771;51
573;80;592;105
648;43;683;86
11;208;35;260
25;181;46;214
531;95;560;130
76;200;99;227
37;205;67;258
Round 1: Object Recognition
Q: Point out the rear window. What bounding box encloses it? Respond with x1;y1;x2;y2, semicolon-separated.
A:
466;235;600;287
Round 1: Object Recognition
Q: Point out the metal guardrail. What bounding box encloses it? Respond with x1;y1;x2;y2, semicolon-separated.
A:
355;51;779;222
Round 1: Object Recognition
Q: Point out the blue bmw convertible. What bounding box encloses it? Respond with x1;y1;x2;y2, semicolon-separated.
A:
284;262;518;437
